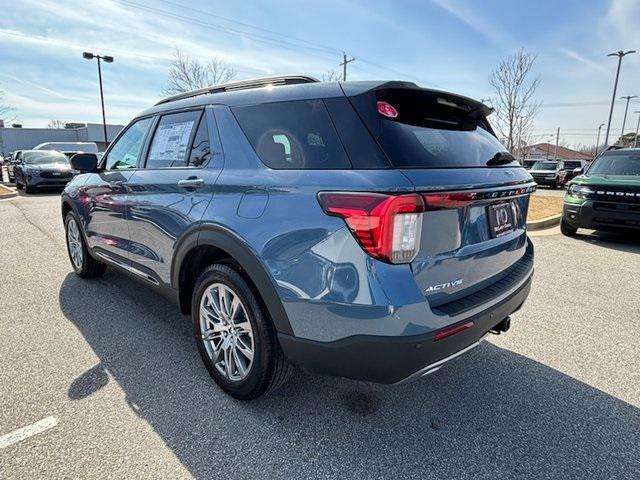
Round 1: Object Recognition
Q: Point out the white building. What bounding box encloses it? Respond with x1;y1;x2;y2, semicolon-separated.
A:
0;122;124;156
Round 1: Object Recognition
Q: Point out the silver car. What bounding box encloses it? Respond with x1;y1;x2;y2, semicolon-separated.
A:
13;150;75;193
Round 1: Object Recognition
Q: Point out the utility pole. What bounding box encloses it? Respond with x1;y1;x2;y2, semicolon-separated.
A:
83;52;114;147
619;95;638;141
604;50;636;148
595;123;604;157
553;127;560;161
634;111;640;148
340;53;355;81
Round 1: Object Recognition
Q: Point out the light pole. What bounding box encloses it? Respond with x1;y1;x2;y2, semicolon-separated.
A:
619;95;638;141
83;52;114;147
604;50;636;147
634;111;640;148
595;123;604;157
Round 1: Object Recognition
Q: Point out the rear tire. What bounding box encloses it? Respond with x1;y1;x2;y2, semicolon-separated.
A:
192;264;294;400
560;218;577;236
64;212;107;278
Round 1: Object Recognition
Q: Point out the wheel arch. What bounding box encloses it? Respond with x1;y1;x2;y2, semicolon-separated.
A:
172;224;293;336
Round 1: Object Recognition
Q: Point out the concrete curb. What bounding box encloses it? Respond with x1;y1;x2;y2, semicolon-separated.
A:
527;214;561;231
0;185;17;200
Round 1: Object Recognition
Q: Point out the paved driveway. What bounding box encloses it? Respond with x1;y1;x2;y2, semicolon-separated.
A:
1;193;639;479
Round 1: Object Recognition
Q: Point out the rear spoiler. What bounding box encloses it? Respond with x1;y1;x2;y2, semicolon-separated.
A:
340;81;494;118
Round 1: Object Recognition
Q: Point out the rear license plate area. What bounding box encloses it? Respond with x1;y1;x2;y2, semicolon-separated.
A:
488;202;515;238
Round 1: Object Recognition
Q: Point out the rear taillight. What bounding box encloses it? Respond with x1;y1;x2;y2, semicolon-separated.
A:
318;192;424;264
422;192;477;210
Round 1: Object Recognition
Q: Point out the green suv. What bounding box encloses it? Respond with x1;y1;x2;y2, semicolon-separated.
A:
561;148;640;236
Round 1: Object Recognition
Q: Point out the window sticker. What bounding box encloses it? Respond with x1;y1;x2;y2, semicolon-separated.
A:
148;120;195;165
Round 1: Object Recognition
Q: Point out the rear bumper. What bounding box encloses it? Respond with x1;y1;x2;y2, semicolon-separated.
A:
563;201;640;231
278;271;532;384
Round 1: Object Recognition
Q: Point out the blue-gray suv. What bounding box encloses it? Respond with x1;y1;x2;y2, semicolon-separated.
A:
62;76;535;399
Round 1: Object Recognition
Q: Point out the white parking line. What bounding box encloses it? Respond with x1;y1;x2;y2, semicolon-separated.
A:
0;416;59;449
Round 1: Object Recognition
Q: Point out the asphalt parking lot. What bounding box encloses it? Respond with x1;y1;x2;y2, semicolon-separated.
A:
1;191;639;479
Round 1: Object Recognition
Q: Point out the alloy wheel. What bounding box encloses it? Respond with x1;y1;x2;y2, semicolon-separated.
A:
199;283;255;382
67;218;84;270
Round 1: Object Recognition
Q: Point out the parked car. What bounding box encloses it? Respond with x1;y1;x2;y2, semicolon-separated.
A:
14;150;75;193
34;142;99;160
7;150;22;182
561;148;640;235
61;76;535;399
529;160;566;188
559;160;588;185
523;159;538;170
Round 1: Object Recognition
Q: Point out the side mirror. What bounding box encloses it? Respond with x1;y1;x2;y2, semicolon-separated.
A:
70;153;99;172
573;167;583;175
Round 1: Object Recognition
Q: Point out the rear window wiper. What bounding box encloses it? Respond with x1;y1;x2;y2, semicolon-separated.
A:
486;152;516;166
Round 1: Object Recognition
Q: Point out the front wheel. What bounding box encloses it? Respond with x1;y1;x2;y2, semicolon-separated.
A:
192;264;294;400
65;212;107;278
560;218;577;236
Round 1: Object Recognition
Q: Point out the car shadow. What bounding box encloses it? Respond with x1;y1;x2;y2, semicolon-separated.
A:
571;229;640;254
58;272;640;479
15;189;63;198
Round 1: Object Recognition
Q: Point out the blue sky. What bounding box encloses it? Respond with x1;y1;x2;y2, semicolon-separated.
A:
1;0;639;147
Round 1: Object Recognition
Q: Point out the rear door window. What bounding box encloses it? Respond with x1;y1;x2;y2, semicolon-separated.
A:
232;100;351;169
146;110;201;169
350;89;511;168
188;113;212;167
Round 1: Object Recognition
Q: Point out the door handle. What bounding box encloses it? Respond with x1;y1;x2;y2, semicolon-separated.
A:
178;177;205;189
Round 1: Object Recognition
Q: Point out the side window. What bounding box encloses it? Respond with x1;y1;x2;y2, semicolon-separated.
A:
146;110;200;169
188;114;212;167
106;117;152;170
232;100;351;169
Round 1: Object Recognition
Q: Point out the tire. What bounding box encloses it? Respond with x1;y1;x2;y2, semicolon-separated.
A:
192;264;294;400
560;217;578;237
24;182;33;194
64;212;107;278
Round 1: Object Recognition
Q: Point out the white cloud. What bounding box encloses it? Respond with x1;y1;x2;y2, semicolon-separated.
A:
431;0;512;47
560;49;609;75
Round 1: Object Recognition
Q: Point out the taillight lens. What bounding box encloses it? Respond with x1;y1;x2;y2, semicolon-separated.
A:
318;192;424;264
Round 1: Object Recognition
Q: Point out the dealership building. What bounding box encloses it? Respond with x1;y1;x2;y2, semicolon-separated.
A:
0;121;124;156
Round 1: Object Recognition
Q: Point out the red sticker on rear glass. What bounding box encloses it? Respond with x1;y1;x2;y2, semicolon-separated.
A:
377;101;398;118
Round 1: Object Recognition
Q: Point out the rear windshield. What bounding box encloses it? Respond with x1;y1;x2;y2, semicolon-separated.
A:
232;100;351;169
349;89;511;168
588;153;640;176
564;161;583;170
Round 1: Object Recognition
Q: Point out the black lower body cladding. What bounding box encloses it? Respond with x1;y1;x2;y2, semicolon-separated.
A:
278;272;533;384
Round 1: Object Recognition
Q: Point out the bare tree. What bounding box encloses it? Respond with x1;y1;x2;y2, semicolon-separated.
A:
489;49;541;153
0;89;13;119
162;49;236;95
47;119;67;129
321;69;341;82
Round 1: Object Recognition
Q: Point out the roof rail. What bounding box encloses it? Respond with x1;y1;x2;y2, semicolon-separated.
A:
155;75;320;106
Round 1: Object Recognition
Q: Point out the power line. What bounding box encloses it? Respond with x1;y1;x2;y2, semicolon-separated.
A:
154;0;341;56
114;0;437;86
114;0;339;62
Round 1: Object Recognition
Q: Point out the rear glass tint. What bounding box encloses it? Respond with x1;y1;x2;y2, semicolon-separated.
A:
350;90;510;168
232;100;351;169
